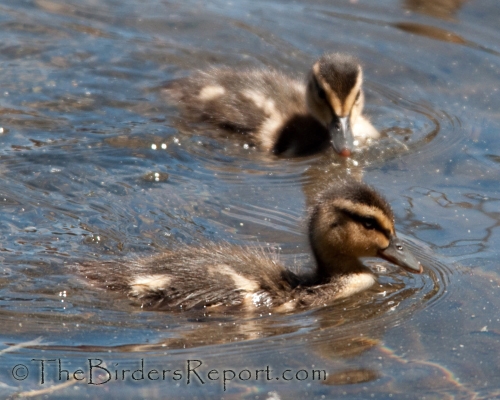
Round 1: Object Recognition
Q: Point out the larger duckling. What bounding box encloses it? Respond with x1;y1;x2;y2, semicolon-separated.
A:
82;181;421;311
164;53;379;157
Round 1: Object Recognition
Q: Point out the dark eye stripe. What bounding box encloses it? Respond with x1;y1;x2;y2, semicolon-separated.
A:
355;90;361;101
313;75;326;100
340;209;391;239
312;75;338;120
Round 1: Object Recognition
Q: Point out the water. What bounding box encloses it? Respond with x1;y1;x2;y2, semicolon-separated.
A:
0;0;499;398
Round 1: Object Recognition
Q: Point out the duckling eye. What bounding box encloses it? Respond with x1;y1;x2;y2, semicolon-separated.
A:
362;219;375;230
355;91;361;101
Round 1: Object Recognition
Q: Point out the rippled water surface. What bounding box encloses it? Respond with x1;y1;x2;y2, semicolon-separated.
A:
1;0;499;398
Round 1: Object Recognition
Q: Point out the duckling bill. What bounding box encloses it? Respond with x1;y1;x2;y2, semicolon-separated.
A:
164;53;379;157
81;181;421;312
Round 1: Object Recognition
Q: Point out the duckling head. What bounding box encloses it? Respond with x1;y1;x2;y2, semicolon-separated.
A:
306;53;365;157
309;181;423;278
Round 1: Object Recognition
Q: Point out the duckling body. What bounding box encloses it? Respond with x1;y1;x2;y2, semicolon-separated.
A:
165;53;379;157
82;181;422;311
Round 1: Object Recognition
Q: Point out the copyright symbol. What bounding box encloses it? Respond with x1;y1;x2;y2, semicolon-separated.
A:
12;364;29;380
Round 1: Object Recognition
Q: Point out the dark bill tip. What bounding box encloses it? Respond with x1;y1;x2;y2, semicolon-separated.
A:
378;236;423;274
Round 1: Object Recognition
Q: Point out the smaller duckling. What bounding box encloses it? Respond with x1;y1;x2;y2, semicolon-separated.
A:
164;53;379;157
82;181;422;311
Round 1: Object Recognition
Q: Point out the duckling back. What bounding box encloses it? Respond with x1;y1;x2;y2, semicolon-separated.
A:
164;68;330;156
82;244;300;311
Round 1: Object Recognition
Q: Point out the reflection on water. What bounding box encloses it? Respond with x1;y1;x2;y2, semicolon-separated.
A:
1;0;500;398
393;21;467;44
403;0;467;20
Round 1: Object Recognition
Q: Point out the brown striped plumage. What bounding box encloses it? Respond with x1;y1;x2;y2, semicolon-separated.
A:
79;181;422;312
164;53;379;157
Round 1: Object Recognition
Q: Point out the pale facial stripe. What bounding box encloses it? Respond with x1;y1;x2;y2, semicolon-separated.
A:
343;70;363;116
331;199;394;235
313;63;342;117
312;62;363;117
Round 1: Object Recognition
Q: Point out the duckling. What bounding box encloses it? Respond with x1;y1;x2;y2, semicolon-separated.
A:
164;53;379;157
81;181;422;311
